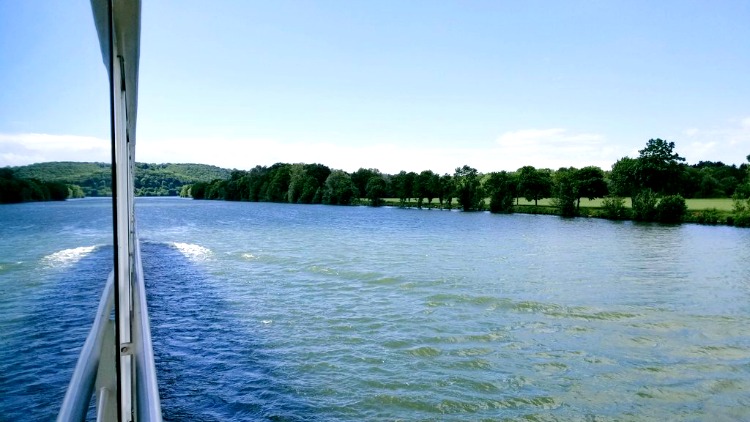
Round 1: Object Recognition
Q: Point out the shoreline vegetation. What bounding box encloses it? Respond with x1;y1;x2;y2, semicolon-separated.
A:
0;168;82;204
185;139;750;228
3;139;749;227
1;162;230;203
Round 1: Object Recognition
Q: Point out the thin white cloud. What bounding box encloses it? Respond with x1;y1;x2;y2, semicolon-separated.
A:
683;128;699;137
678;117;750;164
494;128;622;170
0;133;109;166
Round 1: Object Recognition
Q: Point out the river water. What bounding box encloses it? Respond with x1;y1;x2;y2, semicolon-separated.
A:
1;197;749;420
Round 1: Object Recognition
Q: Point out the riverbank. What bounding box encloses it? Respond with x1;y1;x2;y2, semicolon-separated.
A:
377;197;750;228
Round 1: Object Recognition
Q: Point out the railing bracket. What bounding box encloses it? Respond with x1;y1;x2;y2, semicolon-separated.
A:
120;343;134;355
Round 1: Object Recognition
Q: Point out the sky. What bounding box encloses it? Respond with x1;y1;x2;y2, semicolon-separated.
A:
1;0;749;174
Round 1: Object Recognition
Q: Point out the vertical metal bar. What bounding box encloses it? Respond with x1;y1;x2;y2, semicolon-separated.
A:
106;1;123;420
56;272;116;422
114;54;134;421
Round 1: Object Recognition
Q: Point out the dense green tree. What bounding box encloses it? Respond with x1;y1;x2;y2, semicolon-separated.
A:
414;170;440;208
552;167;577;217
285;164;326;204
438;174;454;209
608;157;639;197
517;166;552;206
304;163;332;186
0;169;74;203
47;182;69;201
690;161;746;197
366;176;387;206
287;164;307;204
223;170;248;201
245;166;268;201
12;161;231;197
204;179;227;200
392;171;417;207
697;171;725;198
635;138;685;194
484;171;515;213
190;182;207;199
734;155;750;198
351;168;381;198
573;166;608;209
322;170;358;205
263;163;292;202
454;165;484;211
68;184;86;198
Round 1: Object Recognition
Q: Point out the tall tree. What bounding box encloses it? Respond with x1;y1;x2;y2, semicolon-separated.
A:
392;171;416;207
415;170;438;208
366;176;387;206
263;163;292;202
635;138;685;194
322;170;358;205
484;171;515;213
517;166;552;206
552;167;577;217
454;165;484;211
287;164;308;204
351;168;381;198
608;157;638;197
573;166;608;209
438;174;454;209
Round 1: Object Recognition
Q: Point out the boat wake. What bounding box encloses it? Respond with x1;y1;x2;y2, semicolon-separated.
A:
41;246;100;267
169;242;212;261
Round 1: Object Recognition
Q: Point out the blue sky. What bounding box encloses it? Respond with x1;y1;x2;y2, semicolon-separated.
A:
1;0;748;174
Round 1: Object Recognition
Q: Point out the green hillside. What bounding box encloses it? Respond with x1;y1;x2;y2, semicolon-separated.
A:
11;162;231;197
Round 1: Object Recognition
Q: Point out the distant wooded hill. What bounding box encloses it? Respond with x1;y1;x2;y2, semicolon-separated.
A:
11;162;231;197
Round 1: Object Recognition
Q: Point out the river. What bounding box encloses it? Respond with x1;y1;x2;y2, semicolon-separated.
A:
1;197;749;420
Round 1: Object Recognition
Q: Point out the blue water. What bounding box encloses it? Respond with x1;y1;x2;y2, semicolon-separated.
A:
1;197;749;420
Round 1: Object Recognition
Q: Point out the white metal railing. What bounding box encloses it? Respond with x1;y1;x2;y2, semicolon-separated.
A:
58;239;162;421
60;1;162;420
57;272;115;421
132;239;162;421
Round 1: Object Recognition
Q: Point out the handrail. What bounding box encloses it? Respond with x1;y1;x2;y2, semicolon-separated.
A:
57;272;115;422
132;238;163;421
57;239;163;421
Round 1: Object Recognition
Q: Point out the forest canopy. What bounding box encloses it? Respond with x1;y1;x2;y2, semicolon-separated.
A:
9;162;231;197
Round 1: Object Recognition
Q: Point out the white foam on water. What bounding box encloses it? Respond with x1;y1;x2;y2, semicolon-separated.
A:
42;246;98;267
171;242;212;261
241;253;257;260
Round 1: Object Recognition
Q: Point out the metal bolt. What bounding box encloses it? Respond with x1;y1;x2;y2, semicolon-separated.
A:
121;346;129;353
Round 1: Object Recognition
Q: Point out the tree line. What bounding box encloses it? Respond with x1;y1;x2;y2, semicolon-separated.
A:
186;139;750;225
9;162;231;197
0;168;83;204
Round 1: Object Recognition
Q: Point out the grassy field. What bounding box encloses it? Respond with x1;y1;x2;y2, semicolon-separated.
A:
516;197;735;211
382;197;736;211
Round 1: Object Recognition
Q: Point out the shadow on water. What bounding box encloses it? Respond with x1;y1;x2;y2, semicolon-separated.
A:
0;246;111;421
141;241;314;421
